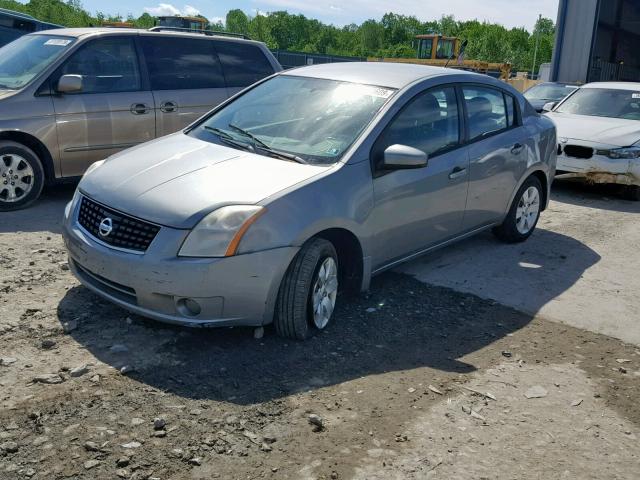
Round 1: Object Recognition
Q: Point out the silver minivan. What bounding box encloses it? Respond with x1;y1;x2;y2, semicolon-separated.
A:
0;28;280;210
62;63;557;340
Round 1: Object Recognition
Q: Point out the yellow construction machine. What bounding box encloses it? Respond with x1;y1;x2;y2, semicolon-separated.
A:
368;34;512;80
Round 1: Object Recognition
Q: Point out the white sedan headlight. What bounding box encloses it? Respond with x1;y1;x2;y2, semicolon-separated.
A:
178;205;265;258
601;146;640;159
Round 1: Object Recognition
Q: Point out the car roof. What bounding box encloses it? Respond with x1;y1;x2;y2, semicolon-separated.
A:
582;81;640;91
535;82;579;87
32;27;260;44
284;62;485;89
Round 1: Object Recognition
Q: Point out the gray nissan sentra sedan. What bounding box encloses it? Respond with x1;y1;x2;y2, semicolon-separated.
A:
62;63;556;340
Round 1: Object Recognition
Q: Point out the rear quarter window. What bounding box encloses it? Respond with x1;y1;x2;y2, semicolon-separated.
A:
213;40;275;88
141;36;225;90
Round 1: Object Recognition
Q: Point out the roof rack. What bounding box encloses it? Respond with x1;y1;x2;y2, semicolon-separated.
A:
148;26;249;40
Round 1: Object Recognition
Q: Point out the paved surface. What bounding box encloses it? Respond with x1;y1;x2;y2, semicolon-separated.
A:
400;181;640;346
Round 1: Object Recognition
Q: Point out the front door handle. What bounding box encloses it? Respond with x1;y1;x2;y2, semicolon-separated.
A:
448;166;467;180
511;143;524;155
130;103;150;115
160;101;177;113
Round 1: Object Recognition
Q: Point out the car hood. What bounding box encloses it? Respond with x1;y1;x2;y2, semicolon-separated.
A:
0;89;17;100
80;133;329;229
525;98;547;112
546;111;640;146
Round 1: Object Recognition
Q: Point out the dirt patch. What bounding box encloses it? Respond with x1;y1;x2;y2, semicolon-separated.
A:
1;189;639;479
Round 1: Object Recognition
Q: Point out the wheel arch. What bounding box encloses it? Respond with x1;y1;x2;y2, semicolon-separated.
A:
506;168;550;216
0;131;56;182
311;227;365;294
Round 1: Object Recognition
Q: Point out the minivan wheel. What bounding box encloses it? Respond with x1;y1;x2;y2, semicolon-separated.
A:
492;176;543;243
274;238;339;340
0;141;45;211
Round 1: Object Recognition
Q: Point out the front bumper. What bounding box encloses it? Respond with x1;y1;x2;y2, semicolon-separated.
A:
62;196;298;327
556;141;640;186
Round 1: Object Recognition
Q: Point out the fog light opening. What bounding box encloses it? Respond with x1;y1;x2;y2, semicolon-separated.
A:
176;297;202;317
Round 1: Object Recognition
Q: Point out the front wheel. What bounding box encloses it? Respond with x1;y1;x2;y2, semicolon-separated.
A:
0;141;45;211
274;238;339;340
493;176;543;243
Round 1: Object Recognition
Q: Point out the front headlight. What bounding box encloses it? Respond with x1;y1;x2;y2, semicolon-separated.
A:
599;146;640;159
178;205;265;258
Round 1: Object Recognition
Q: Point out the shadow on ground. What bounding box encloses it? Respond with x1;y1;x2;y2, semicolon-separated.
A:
0;183;76;234
552;179;640;213
57;227;599;405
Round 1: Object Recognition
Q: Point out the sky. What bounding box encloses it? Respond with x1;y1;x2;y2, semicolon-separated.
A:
78;0;560;31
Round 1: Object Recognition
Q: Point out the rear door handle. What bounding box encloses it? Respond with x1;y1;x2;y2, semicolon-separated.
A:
448;166;468;180
160;101;177;113
511;143;524;155
130;103;150;115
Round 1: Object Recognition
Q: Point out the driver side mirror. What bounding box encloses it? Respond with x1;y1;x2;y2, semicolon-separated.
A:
57;74;83;94
542;101;557;112
382;144;428;169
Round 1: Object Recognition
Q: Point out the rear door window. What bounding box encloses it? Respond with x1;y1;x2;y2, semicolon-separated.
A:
141;36;225;90
462;86;509;141
60;36;141;94
213;40;275;88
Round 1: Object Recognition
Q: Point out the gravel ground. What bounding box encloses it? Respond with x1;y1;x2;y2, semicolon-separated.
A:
1;184;639;480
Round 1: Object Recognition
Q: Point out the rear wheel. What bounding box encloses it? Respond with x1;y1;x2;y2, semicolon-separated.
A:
493;176;543;243
274;238;339;340
0;141;45;211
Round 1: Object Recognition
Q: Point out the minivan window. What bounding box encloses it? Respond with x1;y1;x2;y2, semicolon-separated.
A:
59;37;140;94
141;36;225;90
377;86;460;159
0;34;74;90
463;86;508;141
213;40;275;88
192;75;395;164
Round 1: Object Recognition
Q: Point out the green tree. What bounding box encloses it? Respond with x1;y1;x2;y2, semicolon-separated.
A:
226;9;250;36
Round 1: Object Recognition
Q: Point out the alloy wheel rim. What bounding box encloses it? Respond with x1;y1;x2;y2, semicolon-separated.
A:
515;186;540;235
0;154;34;203
311;257;338;329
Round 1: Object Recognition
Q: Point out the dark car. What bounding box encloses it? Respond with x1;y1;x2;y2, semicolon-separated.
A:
524;82;579;112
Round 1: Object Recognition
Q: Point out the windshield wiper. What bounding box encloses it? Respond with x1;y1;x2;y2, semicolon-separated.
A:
228;123;270;149
228;123;308;164
203;126;253;151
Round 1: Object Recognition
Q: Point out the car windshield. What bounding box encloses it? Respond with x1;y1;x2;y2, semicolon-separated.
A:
0;34;75;90
524;84;577;101
191;75;396;164
555;88;640;120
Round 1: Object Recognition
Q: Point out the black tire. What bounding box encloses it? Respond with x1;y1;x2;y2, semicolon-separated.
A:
274;238;339;340
622;185;640;201
492;176;543;243
0;141;45;211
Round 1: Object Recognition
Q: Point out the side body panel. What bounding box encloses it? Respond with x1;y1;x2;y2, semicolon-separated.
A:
369;147;470;269
153;88;229;137
52;91;155;176
462;126;528;230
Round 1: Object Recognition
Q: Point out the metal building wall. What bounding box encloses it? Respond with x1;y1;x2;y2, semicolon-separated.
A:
550;0;600;83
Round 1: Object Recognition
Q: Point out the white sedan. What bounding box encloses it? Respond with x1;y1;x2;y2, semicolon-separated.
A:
544;82;640;200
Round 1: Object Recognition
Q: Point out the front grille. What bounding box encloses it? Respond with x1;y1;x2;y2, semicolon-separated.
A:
77;196;160;252
563;145;593;159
